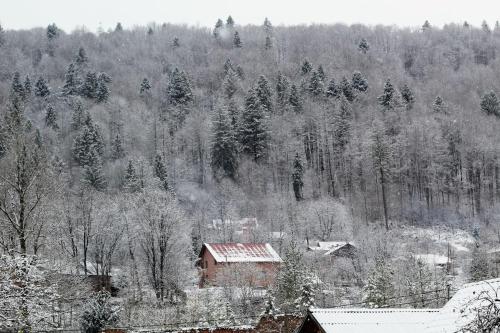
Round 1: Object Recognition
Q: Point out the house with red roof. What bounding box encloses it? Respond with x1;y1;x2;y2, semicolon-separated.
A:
197;243;283;288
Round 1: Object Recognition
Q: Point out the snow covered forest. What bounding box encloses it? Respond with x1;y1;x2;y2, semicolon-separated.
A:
2;16;500;331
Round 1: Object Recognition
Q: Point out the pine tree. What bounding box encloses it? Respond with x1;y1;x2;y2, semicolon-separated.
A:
34;77;50;98
63;63;81;96
73;115;105;166
333;96;352;154
351;71;368;92
340;76;354;102
308;70;325;97
276;242;305;309
213;19;224;39
80;291;118;333
23;76;32;98
364;253;395;308
292;153;304;200
82;149;107;190
295;275;317;312
433;96;445;113
289;85;302;113
236;66;245;80
123;160;140;192
227;99;240;128
400;84;415;110
111;134;125;160
422;20;431;30
263;17;273;35
256;75;273;113
482;20;491;34
301;59;312;75
264;36;273;50
115;22;123;32
317;65;326;82
96;73;111;103
75;47;88;67
45;104;58;130
0;24;4;47
233;31;242;48
46;23;59;41
154;154;169;191
140;78;151;95
81;72;98;99
358;38;370;54
469;247;490;282
11;72;25;101
211;106;238;179
223;59;234;75
222;68;239;99
167;68;193;106
480;91;500;116
226;16;235;27
71;101;85;131
276;72;289;108
173;37;180;48
326;79;341;98
147;27;154;36
378;79;395;110
239;87;269;162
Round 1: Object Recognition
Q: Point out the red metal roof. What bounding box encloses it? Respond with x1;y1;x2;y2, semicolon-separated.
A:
203;243;282;263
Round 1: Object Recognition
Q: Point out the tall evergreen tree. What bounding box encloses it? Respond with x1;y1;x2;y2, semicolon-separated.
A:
433;96;445;113
81;72;98;99
34;77;50;98
301;59;312;75
75;47;88;67
46;23;59;41
213;19;224;39
140;78;151;95
123;160;140;192
211;106;238;179
276;242;306;310
167;68;193;106
73;115;105;166
11;72;25;101
400;84;415;110
317;65;326;82
222;68;239;99
172;37;180;48
82;149;107;190
263;17;273;35
226;16;235;27
115;22;123;32
480;91;500;117
111;134;125;160
256;75;273;113
239;88;269;162
308;70;324;97
63;63;81;96
96;73;111;103
71;101;85;131
333;96;352;154
276;72;289;108
292;153;304;201
326;79;341;98
351;71;368;92
340;76;354;102
0;24;4;47
233;31;242;48
45;105;58;130
289;85;302;113
147;27;154;36
264;36;273;50
23;76;32;98
154;154;169;191
358;38;370;54
364;251;395;308
378;79;395;110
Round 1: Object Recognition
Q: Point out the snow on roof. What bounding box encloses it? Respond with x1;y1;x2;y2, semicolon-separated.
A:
308;241;354;252
309;308;439;333
203;243;282;263
414;254;449;266
307;279;500;333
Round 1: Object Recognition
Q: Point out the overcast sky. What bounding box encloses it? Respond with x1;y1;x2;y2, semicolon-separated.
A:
2;0;500;32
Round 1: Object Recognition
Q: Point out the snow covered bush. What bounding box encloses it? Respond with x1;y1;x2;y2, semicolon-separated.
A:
80;291;119;333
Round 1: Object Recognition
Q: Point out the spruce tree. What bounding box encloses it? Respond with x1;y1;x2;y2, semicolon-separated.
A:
34;77;50;98
301;59;312;75
364;252;395;308
236;66;245;80
480;91;500;116
213;19;224;39
226;16;235;27
400;84;415;110
223;59;234;75
333;96;352;154
433;96;445;113
295;275;316;312
358;38;370;54
111;134;125;160
71;101;85;131
292;153;304;201
340;76;354;102
482;20;491;34
317;65;326;82
81;72;98;99
80;291;118;333
276;72;289;108
154;154;169;191
82;149;107;190
239;87;269;162
263;17;273;35
422;20;431;30
211;107;238;179
469;247;490;282
173;37;180;48
351;71;368;92
96;73;111;103
11;72;25;101
140;78;151;95
63;63;81;96
75;47;88;67
167;68;193;106
147;27;154;36
45;105;58;130
23;76;32;98
264;36;273;50
256;75;273;113
308;70;324;97
222;68;238;99
276;242;305;309
0;24;4;47
115;22;123;32
73;115;104;166
233;31;242;48
378;79;395;110
46;23;59;41
326;79;341;98
289;85;302;113
123;160;140;192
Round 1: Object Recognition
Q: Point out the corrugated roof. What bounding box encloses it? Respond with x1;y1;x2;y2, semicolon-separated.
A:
203;243;282;263
307;278;500;333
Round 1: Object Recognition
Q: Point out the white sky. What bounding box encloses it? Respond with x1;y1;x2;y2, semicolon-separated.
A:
2;0;500;32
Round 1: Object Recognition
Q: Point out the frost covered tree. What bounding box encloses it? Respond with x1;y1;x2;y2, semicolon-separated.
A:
295;274;317;312
110;134;125;160
289;84;302;113
326;78;341;98
123;160;140;192
73;115;104;166
263;17;273;35
211;106;238;179
23;76;31;98
276;242;306;310
96;73;111;103
264;36;273;50
45;104;58;130
364;250;395;308
115;22;123;32
276;72;289;109
378;79;395;110
433;96;446;113
351;71;368;92
173;37;180;48
82;149;107;190
239;87;269;162
63;63;81;95
71;100;85;130
480;91;500;116
0;255;58;332
11;72;25;101
233;31;242;48
154;154;169;191
223;68;239;99
358;38;370;54
140;78;151;95
226;16;235;27
469;247;490;282
256;75;273;113
292;153;304;200
400;84;415;110
340;76;354;102
75;47;88;67
34;77;50;98
80;291;118;333
167;68;192;106
301;59;313;75
81;72;98;99
309;70;325;97
213;19;224;39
